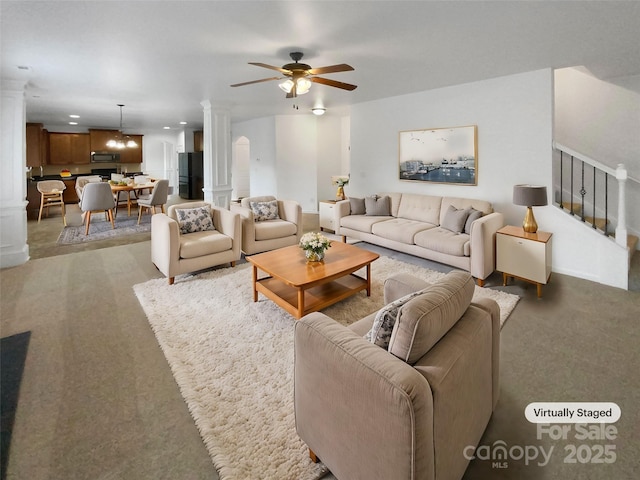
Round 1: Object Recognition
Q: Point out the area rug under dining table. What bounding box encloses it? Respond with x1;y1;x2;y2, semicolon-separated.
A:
133;255;519;480
57;214;151;245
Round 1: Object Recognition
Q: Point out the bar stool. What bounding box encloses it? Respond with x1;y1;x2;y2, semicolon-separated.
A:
37;180;67;226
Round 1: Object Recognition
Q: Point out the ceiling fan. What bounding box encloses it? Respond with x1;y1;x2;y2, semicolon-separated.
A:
230;51;357;98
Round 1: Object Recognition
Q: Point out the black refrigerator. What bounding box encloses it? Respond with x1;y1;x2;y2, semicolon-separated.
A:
178;152;204;200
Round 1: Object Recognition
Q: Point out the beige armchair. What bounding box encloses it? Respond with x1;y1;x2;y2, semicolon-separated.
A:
230;195;302;255
294;271;500;480
151;202;241;285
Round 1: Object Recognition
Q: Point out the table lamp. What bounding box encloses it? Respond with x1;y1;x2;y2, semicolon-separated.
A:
513;184;548;233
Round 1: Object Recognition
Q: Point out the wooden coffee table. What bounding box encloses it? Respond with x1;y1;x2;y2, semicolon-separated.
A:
246;242;379;319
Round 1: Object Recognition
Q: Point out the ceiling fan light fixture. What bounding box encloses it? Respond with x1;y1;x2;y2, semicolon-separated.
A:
311;107;326;116
279;79;294;93
296;77;311;95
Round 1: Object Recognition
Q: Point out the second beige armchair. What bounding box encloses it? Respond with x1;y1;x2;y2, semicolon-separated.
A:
231;195;302;255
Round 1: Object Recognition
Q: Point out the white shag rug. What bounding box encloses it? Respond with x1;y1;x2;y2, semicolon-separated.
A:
133;256;519;480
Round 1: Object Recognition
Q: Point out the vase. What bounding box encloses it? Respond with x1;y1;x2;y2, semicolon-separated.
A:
305;249;325;263
336;185;346;201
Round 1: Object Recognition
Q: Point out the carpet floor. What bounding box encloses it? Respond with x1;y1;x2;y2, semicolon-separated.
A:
133;255;519;480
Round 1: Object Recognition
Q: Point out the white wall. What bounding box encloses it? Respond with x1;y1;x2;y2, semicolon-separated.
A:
350;69;554;221
555;68;640;180
232;116;277;197
349;68;629;289
232;114;344;212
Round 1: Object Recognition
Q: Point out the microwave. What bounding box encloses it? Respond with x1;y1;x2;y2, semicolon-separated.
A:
91;152;120;163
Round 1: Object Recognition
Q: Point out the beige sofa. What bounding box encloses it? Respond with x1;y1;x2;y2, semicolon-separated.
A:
231;195;302;255
151;202;242;284
335;193;504;285
294;271;500;480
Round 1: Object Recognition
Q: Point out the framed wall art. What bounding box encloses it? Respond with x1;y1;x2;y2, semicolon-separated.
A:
399;125;478;185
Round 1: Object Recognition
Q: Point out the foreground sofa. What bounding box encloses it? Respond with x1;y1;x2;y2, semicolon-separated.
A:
294;271;500;480
335;193;504;285
151;202;241;284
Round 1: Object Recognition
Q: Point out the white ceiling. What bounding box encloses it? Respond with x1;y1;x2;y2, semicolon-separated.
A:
2;1;639;132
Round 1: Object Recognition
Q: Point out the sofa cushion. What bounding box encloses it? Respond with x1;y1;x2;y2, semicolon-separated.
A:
365;195;391;216
464;208;484;234
365;289;426;348
388;271;475;364
341;214;393;233
349;197;366;215
414;228;471;256
371;218;435;244
441;205;471;234
179;230;232;259
175;206;215;234
397;193;442;225
250;200;280;221
254;219;297;241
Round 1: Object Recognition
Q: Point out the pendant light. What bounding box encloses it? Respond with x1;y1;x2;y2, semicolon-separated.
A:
106;104;138;149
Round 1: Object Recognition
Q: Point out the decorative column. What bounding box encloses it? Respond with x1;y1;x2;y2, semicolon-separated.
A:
1;79;30;268
615;163;628;247
200;100;233;208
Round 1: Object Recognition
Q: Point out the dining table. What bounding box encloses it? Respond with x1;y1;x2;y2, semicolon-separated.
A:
109;181;156;217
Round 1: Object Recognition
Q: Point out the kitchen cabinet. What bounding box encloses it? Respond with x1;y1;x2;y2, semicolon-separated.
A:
496;225;552;298
319;200;337;232
118;135;143;163
26;123;48;168
89;129;119;152
48;133;91;165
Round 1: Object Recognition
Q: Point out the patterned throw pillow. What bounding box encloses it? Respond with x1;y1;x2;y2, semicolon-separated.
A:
250;200;280;221
365;289;426;349
175;206;215;234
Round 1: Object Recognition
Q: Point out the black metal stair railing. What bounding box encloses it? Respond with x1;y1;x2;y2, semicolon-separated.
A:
555;145;615;236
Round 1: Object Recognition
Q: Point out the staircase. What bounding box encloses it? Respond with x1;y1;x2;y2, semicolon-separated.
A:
559;201;639;253
553;142;639;269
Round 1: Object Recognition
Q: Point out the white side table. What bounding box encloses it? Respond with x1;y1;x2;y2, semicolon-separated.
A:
496;225;552;298
319;200;337;232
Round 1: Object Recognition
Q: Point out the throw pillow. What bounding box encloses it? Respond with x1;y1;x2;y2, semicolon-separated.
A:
365;195;391;216
349;197;366;215
365;289;426;349
441;205;471;234
464;208;484;234
250;200;280;221
388;271;475;364
175;206;215;234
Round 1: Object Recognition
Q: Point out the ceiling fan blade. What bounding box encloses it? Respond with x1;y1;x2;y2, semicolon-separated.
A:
248;62;291;74
310;76;358;91
230;76;281;87
307;64;354;75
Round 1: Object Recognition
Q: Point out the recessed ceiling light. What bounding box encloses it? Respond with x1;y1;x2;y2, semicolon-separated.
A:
179;121;187;125
69;122;78;125
311;107;326;116
163;126;171;130
17;65;31;71
69;114;80;118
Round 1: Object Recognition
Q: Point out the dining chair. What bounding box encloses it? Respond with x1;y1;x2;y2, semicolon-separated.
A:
137;179;169;224
37;180;67;225
80;182;116;235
